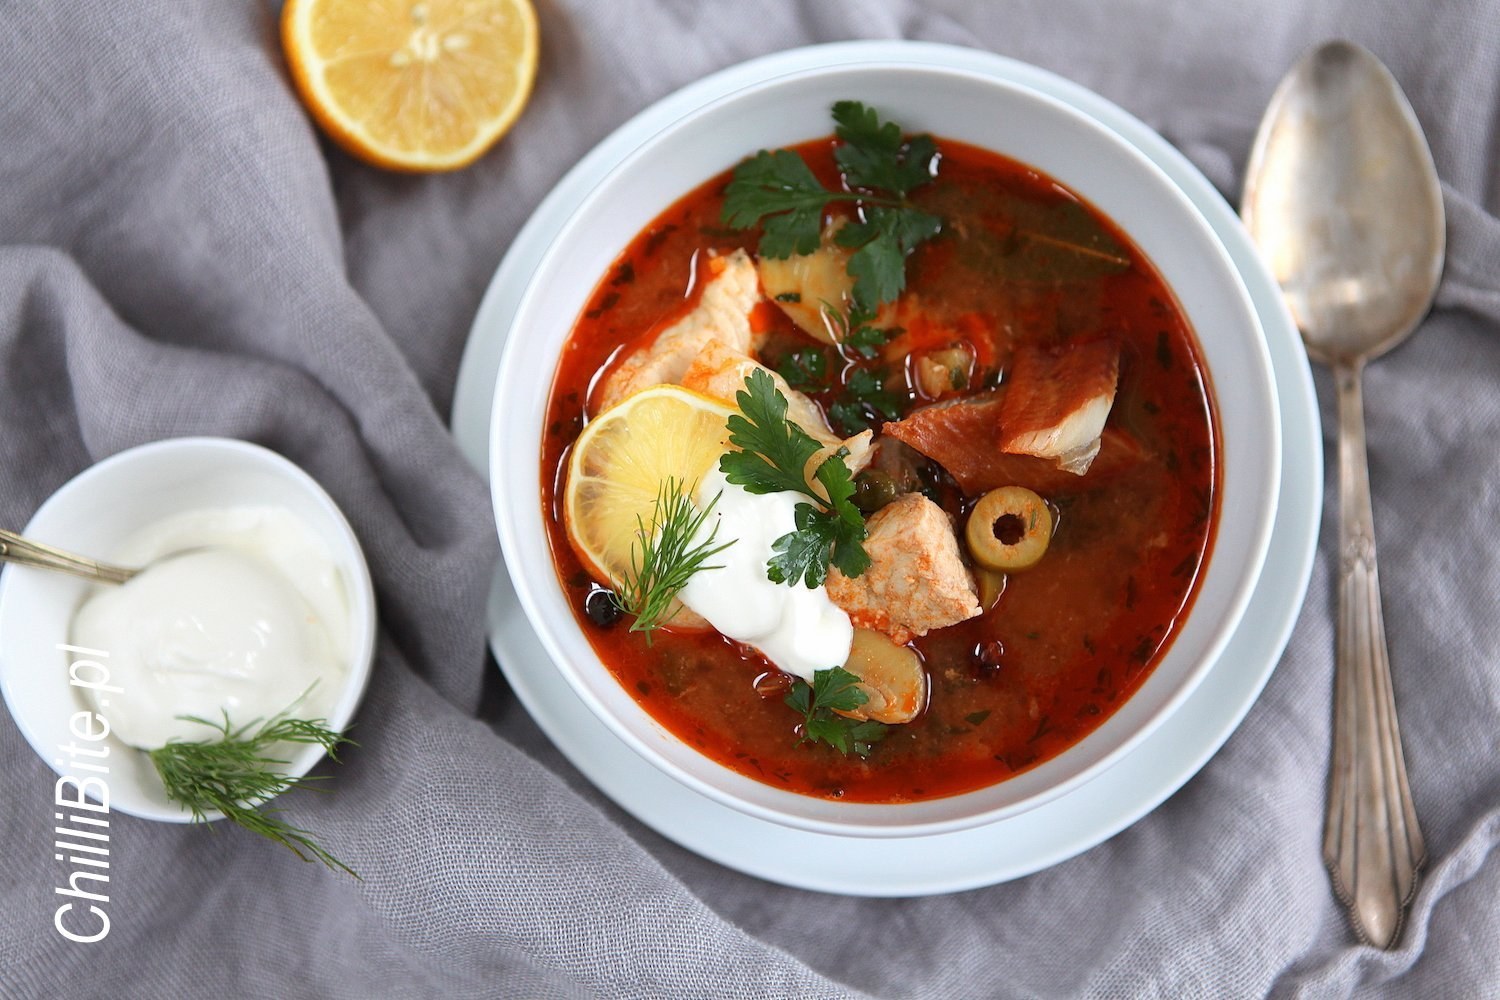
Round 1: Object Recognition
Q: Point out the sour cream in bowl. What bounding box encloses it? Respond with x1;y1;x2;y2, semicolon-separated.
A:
67;507;354;751
0;438;376;822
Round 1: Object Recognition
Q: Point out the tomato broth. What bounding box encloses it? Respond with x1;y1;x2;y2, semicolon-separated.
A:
541;135;1219;803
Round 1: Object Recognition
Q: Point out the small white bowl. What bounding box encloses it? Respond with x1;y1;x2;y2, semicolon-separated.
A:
0;437;377;822
491;61;1280;838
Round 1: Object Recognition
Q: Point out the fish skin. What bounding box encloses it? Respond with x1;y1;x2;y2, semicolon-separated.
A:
997;339;1120;475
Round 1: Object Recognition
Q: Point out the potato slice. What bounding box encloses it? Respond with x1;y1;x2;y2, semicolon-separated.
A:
757;223;854;344
837;628;928;725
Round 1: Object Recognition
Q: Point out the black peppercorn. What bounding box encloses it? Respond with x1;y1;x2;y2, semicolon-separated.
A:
583;587;623;627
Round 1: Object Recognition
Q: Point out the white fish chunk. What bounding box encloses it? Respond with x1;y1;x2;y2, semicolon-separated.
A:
680;338;873;477
998;340;1120;475
825;493;980;645
596;249;761;411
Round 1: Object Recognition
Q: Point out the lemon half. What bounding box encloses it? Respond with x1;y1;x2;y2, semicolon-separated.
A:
282;0;539;172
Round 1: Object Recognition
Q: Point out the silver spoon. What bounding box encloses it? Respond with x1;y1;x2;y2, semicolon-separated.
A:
0;529;138;585
1242;40;1442;949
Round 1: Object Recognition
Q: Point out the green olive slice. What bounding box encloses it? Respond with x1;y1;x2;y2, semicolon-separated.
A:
966;486;1053;572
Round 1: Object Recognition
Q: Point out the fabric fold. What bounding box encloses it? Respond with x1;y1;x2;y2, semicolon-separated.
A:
2;1;1497;997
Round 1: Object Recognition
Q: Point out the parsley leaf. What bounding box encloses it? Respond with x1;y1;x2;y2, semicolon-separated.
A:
721;101;944;310
811;450;871;574
721;150;831;258
887;203;945;249
767;507;834;586
824;518;872;581
766;462;870;587
785;667;890;757
827;400;868;437
720;370;870;587
814;444;861;516
844;368;903;421
844;227;906;311
844;720;891;757
832;100;938;196
784;677;812;717
838;206;944;311
721;369;822;497
844;323;893;358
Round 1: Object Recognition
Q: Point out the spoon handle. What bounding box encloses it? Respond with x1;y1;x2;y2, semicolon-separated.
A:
0;529;136;585
1324;362;1425;949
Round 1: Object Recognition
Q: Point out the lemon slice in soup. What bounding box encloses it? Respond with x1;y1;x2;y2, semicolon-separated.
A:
564;384;736;587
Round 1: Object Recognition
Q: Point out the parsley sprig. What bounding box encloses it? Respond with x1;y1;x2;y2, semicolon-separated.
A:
149;708;355;876
722;100;942;312
615;478;734;640
786;667;889;757
719;369;870;587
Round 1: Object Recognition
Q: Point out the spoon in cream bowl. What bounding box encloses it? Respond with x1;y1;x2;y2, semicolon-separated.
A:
0;528;145;584
1241;40;1444;949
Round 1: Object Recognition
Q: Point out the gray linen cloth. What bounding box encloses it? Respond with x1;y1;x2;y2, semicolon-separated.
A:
2;1;1497;996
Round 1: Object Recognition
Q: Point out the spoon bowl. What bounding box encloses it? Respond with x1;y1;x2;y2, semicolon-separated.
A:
1241;40;1443;949
1243;40;1445;365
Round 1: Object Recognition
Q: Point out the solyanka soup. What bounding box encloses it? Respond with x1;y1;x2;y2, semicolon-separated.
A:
541;103;1218;804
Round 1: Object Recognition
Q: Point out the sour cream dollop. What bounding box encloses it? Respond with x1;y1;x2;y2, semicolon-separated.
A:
676;467;853;681
69;506;350;749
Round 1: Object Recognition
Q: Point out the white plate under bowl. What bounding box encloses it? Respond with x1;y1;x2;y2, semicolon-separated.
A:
453;41;1321;894
491;56;1278;837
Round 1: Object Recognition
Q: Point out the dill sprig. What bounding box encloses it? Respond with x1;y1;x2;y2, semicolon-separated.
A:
148;709;357;877
615;477;734;640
